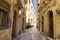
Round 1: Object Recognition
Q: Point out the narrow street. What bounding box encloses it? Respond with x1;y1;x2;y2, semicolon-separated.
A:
0;0;60;40
13;27;53;40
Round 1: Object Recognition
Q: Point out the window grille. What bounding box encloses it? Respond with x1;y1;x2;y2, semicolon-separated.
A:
0;9;9;29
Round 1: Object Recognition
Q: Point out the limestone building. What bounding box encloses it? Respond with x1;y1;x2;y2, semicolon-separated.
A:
37;0;60;40
0;0;27;40
26;0;35;26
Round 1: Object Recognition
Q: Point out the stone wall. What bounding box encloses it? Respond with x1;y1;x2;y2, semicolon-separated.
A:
0;28;11;40
37;0;60;40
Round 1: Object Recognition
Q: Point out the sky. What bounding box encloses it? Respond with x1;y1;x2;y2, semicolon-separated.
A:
33;0;37;15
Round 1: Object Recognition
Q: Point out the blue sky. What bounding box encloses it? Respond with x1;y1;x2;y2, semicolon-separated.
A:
33;0;37;15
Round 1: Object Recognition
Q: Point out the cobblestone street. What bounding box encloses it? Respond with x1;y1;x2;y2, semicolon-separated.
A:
13;27;53;40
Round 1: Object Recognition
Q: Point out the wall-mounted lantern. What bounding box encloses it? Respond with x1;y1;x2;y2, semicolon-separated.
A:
19;10;22;16
56;10;60;15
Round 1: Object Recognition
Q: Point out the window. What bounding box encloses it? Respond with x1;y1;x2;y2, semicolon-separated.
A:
29;0;31;3
0;9;8;29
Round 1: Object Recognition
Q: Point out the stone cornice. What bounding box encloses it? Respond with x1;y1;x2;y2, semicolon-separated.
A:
0;0;11;12
37;0;56;14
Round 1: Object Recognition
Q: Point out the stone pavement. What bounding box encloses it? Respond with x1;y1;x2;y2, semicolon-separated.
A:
14;27;53;40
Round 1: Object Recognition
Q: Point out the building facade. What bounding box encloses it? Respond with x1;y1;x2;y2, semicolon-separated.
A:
0;0;27;40
37;0;60;40
26;0;35;27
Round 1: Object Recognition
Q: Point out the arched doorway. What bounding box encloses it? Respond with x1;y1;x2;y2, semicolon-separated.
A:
22;17;24;30
12;11;17;38
42;16;44;32
49;11;54;38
